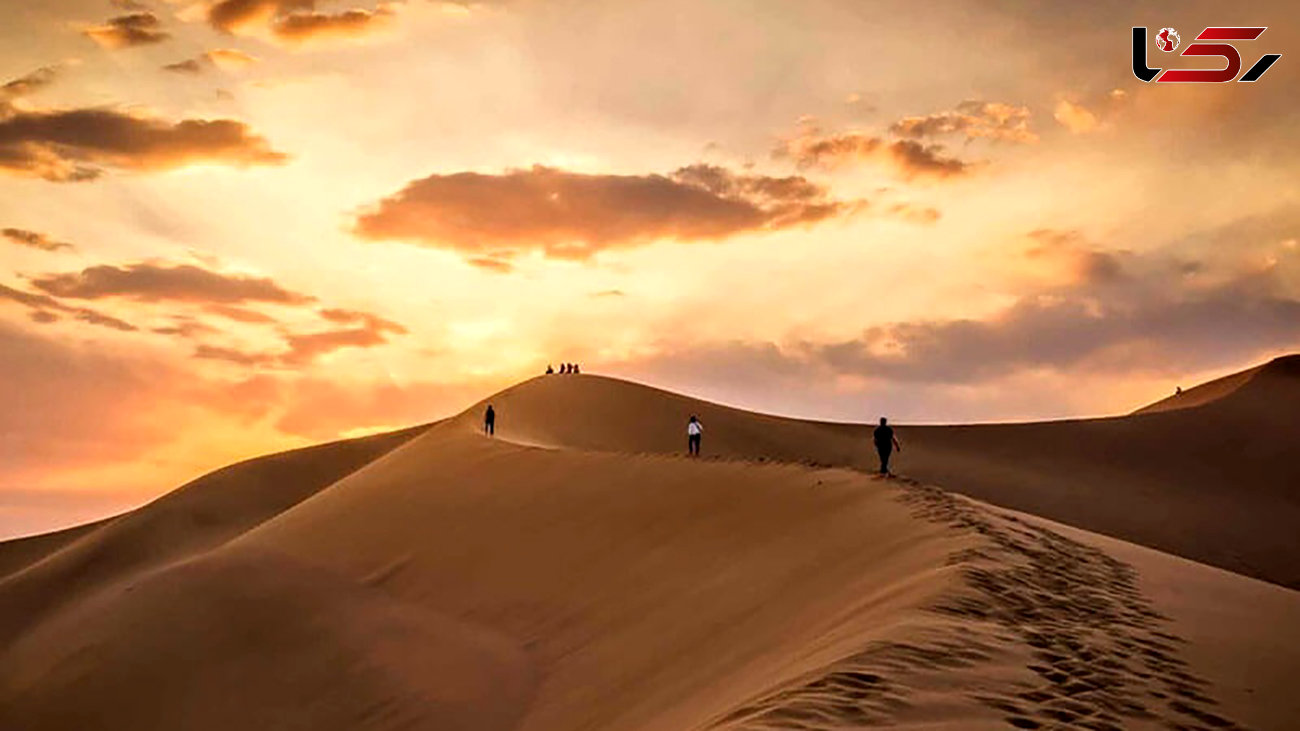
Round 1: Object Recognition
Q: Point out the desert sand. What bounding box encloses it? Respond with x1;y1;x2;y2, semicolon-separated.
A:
1;357;1297;729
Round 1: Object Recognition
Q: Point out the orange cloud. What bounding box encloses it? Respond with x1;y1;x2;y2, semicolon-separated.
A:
163;49;261;74
282;309;407;365
1;67;60;100
890;100;1037;144
777;127;971;180
354;163;857;261
2;228;75;253
0;283;137;331
30;263;314;305
1052;91;1126;134
1024;229;1126;285
84;13;171;49
0;106;287;181
207;0;394;44
192;308;408;368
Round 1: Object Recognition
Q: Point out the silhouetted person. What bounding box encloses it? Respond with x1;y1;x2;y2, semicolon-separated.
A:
484;404;496;436
1175;386;1182;395
687;415;703;456
873;417;901;475
546;364;554;374
561;363;570;374
573;363;581;374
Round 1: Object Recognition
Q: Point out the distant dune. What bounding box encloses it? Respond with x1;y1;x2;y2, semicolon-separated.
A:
1;357;1297;729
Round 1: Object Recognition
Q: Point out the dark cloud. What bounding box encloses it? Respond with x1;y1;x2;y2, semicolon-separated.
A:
0;282;137;332
207;0;394;44
72;308;139;331
602;217;1300;419
85;13;171;49
29;263;314;305
0;107;287;182
809;284;1300;384
354;163;857;261
776;123;971;180
889;100;1036;144
162;59;205;74
1025;229;1126;285
2;228;75;253
163;49;260;74
1;67;60;100
272;7;392;41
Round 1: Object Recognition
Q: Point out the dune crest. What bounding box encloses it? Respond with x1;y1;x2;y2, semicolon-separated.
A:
2;362;1298;729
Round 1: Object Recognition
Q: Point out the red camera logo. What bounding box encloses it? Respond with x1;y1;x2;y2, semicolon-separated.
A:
1132;26;1282;83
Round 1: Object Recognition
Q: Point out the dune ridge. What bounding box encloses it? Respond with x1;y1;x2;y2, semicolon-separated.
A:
1;361;1297;729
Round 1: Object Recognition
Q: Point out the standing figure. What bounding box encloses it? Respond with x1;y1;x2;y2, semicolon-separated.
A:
485;404;496;436
573;363;581;374
873;417;901;475
687;415;703;456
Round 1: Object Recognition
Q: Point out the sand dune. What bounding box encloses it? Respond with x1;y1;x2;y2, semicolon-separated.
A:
2;360;1298;729
464;358;1300;589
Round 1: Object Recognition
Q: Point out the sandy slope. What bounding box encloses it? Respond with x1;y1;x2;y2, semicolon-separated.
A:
470;359;1300;589
1018;510;1300;731
1;361;1297;729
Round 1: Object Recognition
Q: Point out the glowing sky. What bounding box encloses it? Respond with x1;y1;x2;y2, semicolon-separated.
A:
2;0;1298;537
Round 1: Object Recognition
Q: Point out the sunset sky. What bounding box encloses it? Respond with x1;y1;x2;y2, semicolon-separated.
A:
3;0;1298;537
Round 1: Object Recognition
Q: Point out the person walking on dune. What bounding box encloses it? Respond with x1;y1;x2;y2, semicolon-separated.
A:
687;415;703;457
873;417;901;475
485;404;496;436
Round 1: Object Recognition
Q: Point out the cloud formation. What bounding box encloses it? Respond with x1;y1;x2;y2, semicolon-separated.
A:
776;121;971;180
29;262;315;305
1052;91;1126;135
163;49;260;74
0;282;137;331
2;228;75;253
1024;229;1126;285
282;308;407;365
85;13;171;49
193;307;408;367
1;67;60;100
0;105;287;181
354;163;856;260
890;101;1037;144
206;0;394;44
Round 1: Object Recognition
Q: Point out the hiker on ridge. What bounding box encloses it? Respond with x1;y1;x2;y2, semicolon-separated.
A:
687;415;703;457
873;417;901;475
484;404;496;436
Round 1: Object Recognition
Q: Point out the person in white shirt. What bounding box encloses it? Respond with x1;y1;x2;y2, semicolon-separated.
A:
687;415;703;456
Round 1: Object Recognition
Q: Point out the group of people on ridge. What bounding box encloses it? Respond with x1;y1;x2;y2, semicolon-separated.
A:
484;400;903;475
546;363;581;374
